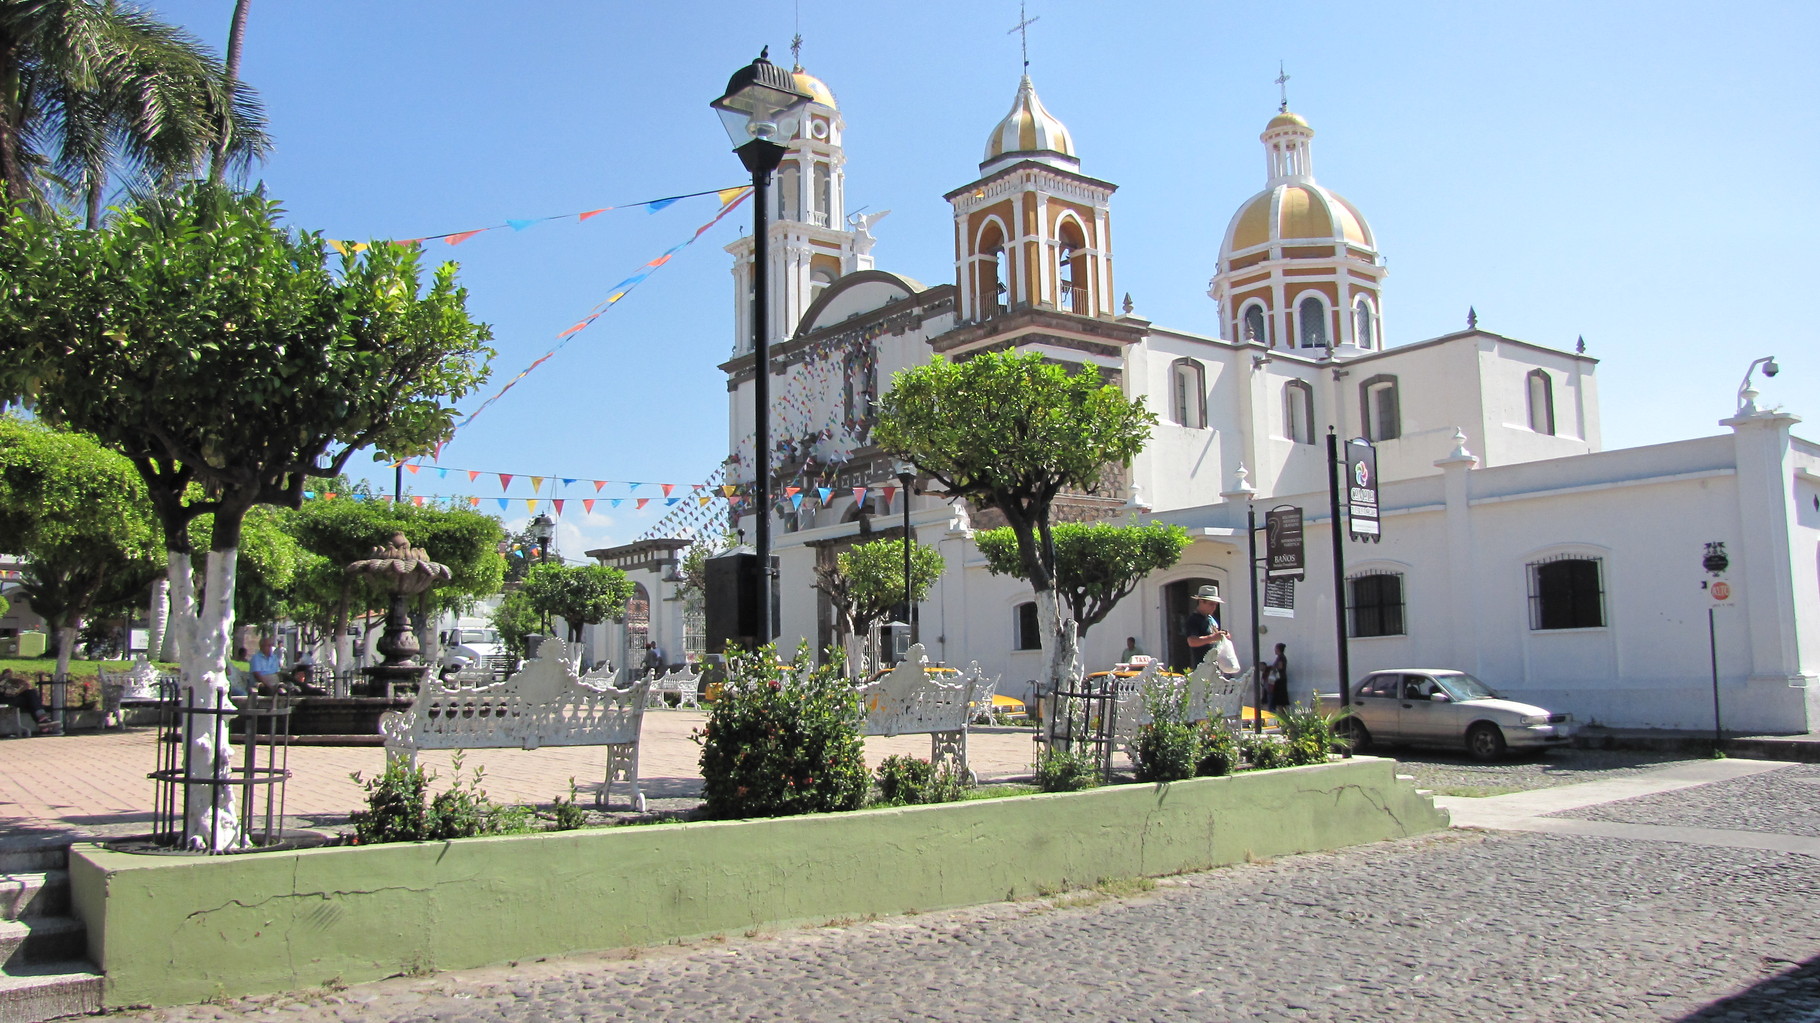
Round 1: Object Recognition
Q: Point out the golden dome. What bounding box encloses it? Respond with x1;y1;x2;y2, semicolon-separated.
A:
1225;183;1373;253
983;75;1076;170
793;69;837;109
1266;111;1309;131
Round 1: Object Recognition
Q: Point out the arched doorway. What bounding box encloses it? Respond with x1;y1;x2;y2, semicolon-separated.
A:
1163;577;1221;672
622;583;651;672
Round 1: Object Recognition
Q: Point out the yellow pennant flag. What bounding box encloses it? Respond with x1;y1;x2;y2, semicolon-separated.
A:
525;499;539;513
530;476;544;493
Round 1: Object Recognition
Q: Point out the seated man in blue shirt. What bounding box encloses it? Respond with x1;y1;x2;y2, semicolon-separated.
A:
248;636;284;694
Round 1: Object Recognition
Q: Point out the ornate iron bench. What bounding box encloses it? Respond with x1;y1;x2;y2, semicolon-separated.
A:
97;656;179;729
644;666;703;709
856;643;999;783
1107;659;1253;759
379;638;650;811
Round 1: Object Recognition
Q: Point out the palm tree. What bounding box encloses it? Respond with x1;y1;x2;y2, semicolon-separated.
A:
0;0;268;227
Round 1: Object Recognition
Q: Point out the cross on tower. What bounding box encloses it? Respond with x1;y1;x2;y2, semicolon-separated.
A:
1008;0;1040;71
790;32;803;68
1275;61;1291;113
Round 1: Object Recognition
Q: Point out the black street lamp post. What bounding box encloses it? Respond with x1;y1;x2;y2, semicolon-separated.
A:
529;511;556;639
712;49;812;648
896;464;917;646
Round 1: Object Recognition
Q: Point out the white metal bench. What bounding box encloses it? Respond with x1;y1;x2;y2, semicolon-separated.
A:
856;643;999;783
643;666;703;709
1108;659;1252;760
380;638;651;811
97;656;178;728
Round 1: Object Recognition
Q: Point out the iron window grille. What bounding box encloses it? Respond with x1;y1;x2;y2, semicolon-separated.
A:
1348;571;1406;637
1528;555;1604;629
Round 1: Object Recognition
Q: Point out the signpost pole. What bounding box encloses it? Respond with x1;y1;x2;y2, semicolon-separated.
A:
1327;429;1351;707
1247;503;1262;733
1709;607;1723;751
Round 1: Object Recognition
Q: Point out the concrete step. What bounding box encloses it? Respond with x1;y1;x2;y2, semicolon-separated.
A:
0;874;67;923
0;920;84;969
0;960;103;1023
0;850;62;878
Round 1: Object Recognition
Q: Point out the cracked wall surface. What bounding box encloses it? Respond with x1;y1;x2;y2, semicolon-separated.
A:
71;757;1447;1007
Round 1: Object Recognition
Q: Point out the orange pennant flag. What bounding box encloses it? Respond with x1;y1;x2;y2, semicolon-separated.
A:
785;487;800;498
557;323;588;338
325;492;338;501
446;230;483;245
413;496;425;506
578;208;610;221
882;486;897;506
467;470;481;482
583;499;596;514
468;496;479;507
593;480;607;492
407;464;420;474
636;498;650;510
499;474;513;491
661;483;675;497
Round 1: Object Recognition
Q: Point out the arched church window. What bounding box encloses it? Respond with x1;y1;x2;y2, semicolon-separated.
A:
975;220;1008;319
1298;296;1328;349
1243;303;1268;347
811;269;835;303
1057;220;1087;314
1360;374;1401;441
1527;370;1555;435
778;164;801;221
1170;359;1206;429
1354;297;1375;349
813;164;831;226
1284;380;1315;444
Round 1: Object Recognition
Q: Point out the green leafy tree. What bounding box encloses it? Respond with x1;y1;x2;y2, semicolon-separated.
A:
813;537;943;673
873;351;1154;685
973;521;1190;637
0;416;160;680
521;562;633;646
0;0;269;226
491;587;539;660
0;184;492;849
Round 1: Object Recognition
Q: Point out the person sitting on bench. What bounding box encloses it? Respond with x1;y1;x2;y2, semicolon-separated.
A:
0;669;61;735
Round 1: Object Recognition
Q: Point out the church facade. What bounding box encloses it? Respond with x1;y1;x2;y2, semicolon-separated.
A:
601;64;1819;733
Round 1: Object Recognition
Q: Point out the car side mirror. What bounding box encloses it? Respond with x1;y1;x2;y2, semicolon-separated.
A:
1430;693;1450;703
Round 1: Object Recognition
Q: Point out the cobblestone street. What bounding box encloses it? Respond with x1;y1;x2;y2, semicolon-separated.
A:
104;753;1820;1023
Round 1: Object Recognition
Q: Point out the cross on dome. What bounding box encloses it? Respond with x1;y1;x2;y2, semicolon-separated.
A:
1275;61;1291;113
1009;0;1040;71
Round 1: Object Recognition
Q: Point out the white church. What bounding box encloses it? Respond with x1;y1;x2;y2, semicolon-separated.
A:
592;65;1819;735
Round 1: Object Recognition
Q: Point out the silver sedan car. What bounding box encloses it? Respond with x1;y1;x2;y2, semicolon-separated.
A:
1337;669;1576;760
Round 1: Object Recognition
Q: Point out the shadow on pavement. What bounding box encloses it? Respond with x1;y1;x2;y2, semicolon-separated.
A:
1675;953;1820;1022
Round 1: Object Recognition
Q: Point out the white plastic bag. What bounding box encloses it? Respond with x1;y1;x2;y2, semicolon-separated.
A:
1213;637;1241;675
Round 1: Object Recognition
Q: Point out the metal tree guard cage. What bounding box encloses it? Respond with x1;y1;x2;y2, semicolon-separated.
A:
148;686;293;853
1036;674;1122;784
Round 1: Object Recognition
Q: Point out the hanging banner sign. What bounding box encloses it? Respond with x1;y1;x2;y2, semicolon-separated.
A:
1263;577;1296;619
1265;506;1305;579
1346;438;1380;541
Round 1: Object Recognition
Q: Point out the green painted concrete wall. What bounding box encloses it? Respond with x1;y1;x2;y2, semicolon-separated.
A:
72;757;1446;1007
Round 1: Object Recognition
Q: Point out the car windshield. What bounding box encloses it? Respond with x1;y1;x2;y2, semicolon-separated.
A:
1436;672;1497;701
461;629;500;646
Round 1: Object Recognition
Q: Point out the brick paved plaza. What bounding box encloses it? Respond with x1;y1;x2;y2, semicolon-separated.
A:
0;713;1043;843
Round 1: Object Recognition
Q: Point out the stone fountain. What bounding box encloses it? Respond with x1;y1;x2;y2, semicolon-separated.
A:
347;532;454;697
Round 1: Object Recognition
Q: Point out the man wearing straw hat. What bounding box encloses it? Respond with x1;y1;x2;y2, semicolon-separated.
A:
1182;584;1229;667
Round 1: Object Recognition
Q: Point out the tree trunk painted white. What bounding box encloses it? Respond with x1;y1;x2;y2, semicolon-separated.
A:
145;577;169;663
1036;587;1078;690
52;623;76;723
167;548;243;851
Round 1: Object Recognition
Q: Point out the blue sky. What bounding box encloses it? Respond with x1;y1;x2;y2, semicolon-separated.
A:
146;0;1818;558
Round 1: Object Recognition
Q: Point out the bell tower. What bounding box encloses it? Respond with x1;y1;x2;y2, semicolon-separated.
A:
943;75;1117;329
725;65;875;353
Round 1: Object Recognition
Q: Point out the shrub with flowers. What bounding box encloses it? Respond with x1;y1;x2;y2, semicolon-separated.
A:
692;643;868;819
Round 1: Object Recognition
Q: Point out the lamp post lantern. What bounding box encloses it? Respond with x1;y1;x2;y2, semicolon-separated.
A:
712;49;812;648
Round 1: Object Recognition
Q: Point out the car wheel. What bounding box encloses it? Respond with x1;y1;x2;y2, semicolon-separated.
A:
1467;723;1507;761
1338;717;1371;752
